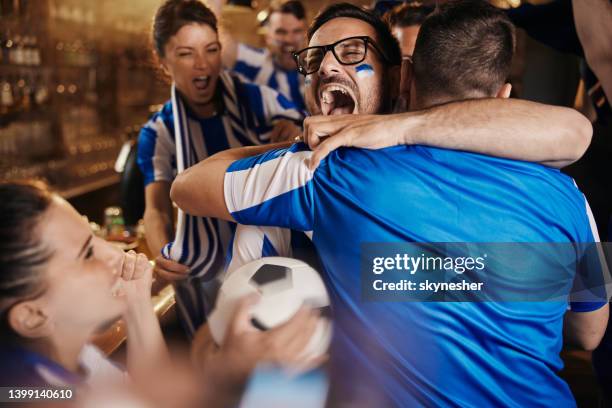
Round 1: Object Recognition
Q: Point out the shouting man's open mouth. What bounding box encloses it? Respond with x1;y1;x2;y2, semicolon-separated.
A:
318;77;359;116
319;85;357;115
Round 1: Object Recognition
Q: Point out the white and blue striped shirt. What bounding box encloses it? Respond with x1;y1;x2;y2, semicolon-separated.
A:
138;73;303;186
137;71;304;335
233;43;306;111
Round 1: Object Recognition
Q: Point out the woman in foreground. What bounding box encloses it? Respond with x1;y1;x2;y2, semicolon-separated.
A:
0;180;319;407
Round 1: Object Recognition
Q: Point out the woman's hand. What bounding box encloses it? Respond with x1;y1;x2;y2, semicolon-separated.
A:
119;250;154;304
154;255;190;282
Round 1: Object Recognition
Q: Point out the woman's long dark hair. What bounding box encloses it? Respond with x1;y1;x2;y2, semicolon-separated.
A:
0;181;53;339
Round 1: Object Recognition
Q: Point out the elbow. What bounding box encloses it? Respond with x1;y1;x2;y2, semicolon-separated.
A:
565;327;605;351
170;173;190;212
574;334;604;352
170;171;212;217
565;110;593;164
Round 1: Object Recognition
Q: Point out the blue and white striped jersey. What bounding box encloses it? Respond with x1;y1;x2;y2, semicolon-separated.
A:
233;43;306;111
223;142;606;407
138;72;303;186
137;71;304;335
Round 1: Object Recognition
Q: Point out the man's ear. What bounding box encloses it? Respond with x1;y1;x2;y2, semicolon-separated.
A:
496;83;512;99
7;301;52;339
393;58;414;113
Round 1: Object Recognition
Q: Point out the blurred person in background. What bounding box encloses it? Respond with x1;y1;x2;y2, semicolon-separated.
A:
211;0;308;110
384;2;434;58
0;180;322;407
138;0;303;337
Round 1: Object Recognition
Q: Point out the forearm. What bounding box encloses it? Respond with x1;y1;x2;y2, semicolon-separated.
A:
199;352;250;408
401;98;592;168
212;141;292;161
587;59;612;109
194;327;251;408
172;142;290;219
143;208;174;256
573;0;612;107
124;298;170;381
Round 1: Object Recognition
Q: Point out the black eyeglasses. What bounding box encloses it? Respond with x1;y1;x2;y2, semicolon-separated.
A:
292;36;389;76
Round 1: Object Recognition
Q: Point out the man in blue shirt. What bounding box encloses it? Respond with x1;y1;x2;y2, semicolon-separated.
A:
171;2;609;406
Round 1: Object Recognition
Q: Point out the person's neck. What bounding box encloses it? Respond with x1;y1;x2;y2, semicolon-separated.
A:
186;99;219;119
414;90;490;111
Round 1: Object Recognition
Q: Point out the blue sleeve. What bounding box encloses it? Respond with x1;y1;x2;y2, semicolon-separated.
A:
224;143;314;232
137;125;158;186
136;109;176;186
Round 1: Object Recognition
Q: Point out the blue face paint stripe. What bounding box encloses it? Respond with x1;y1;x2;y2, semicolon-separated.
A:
355;64;374;73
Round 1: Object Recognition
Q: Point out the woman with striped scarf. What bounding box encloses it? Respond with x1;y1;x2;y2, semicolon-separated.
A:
137;0;304;337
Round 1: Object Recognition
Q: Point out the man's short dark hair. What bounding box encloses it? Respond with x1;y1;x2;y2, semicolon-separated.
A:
264;0;306;24
412;0;516;102
308;2;402;67
384;3;434;28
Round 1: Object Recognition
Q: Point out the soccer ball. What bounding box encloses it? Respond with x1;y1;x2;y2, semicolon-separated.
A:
208;257;332;363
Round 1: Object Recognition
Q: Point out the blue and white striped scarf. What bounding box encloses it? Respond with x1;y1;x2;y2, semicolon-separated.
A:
161;71;276;336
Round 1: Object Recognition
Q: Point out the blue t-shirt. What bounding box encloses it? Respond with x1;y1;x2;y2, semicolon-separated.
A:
223;143;605;407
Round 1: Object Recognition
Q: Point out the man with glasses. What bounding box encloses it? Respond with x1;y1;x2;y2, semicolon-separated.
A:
221;0;592;276
171;2;608;406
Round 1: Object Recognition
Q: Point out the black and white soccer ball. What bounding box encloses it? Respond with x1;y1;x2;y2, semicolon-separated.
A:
208;257;332;363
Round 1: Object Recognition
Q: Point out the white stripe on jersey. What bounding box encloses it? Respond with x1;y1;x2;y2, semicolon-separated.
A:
238;44;268;67
583;195;611;300
222;116;243;149
255;59;275;87
150;118;175;182
189;118;208;161
224;149;314;214
572;178;601;241
275;72;291;102
260;84;300;122
584;196;601;242
227;224;292;274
